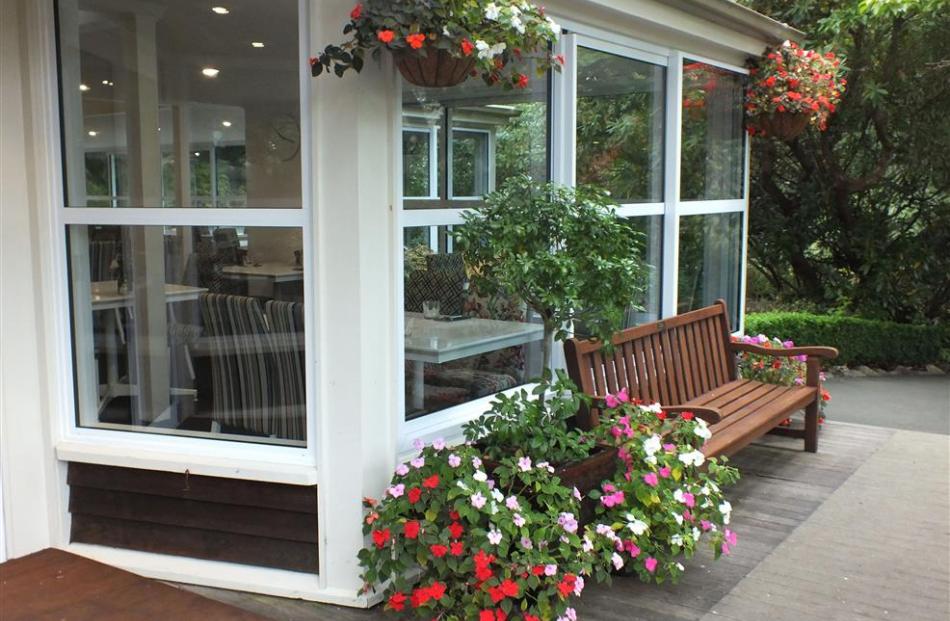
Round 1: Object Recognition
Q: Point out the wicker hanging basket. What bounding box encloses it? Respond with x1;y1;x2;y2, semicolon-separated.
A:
751;112;811;141
394;47;477;88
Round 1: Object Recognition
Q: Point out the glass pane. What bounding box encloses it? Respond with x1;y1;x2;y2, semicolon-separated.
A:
677;212;742;327
576;47;665;202
623;216;663;327
680;62;746;201
403;226;543;419
403;130;433;198
69;224;306;445
402;66;549;205
57;0;301;208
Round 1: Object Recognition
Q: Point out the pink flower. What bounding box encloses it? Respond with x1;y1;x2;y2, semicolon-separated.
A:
663;443;676;453
410;456;425;469
601;491;626;507
623;541;641;557
506;496;520;510
659;466;671;479
395;463;409;476
701;520;714;532
604;394;620;408
448;453;461;467
387;483;405;498
642;472;659;487
471;492;487;509
682;492;695;508
783;340;795;348
683;510;694;522
432;437;445;450
644;557;658;573
617;387;630;403
544;564;558;576
725;529;738;546
412;438;425;450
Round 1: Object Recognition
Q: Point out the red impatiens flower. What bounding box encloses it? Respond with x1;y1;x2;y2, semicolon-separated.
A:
448;521;464;539
407;487;422;504
371;528;390;549
480;611;495;621
428;581;446;600
656;411;667;420
403;520;420;539
525;616;541;621
488;585;505;604
350;3;362;20
422;474;440;489
516;73;529;89
430;544;449;558
460;39;474;56
387;591;406;611
500;578;519;597
450;541;464;556
531;564;545;576
308;57;317;67
680;411;695;421
557;573;577;598
448;510;460;521
406;33;426;49
410;587;431;608
377;29;395;44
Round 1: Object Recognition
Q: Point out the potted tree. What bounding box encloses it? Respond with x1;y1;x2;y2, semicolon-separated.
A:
311;0;564;89
745;40;846;140
454;175;648;374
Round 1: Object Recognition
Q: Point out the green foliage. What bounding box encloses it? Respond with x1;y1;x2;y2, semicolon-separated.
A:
745;311;946;367
454;175;649;370
740;0;950;323
462;372;594;465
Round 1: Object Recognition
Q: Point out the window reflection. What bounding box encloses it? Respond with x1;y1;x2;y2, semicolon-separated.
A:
58;0;301;208
678;213;742;327
623;216;663;327
69;223;306;444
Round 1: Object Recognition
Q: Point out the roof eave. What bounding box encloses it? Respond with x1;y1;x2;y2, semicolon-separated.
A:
672;0;804;45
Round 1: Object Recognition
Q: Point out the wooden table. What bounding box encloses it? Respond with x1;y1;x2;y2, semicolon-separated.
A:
91;280;206;310
221;262;304;283
404;313;543;411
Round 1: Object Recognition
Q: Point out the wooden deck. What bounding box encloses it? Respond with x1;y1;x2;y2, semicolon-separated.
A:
0;548;267;621
189;420;949;620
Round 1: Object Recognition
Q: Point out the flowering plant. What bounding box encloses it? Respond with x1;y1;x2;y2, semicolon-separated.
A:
360;440;596;620
583;393;740;584
733;334;830;424
745;40;846;135
311;0;563;89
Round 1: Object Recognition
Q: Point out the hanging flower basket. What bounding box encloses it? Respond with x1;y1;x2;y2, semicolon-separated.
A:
310;1;563;90
393;48;477;88
745;40;846;140
750;112;811;140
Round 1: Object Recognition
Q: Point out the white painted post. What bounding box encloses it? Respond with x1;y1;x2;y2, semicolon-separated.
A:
661;52;683;318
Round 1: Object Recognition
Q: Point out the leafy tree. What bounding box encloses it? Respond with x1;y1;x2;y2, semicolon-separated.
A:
741;0;950;322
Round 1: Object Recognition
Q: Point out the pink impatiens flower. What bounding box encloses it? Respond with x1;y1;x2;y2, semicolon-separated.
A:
623;541;641;557
642;472;659;487
387;483;405;498
701;519;714;532
659;466;671;479
644;557;658;573
601;490;626;507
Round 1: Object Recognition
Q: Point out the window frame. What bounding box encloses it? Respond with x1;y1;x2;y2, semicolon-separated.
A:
50;0;318;474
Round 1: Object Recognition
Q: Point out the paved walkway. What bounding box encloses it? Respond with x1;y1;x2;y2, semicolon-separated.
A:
823;376;949;435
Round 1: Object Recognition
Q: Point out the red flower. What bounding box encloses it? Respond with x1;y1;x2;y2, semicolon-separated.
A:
448;510;460;521
495;610;507;621
403;520;420;539
822;389;831;402
410;587;431;608
406;33;426;50
350;3;362;20
308;57;317;67
428;581;446;600
788;78;800;89
450;541;464;556
525;616;541;621
516;73;529;89
680;411;695;421
461;39;474;56
480;612;495;621
772;359;783;369
423;474;440;489
531;565;545;576
430;543;448;558
449;522;464;539
557;573;576;598
500;579;519;597
475;565;494;581
488;585;505;603
372;528;390;549
554;53;566;65
764;75;777;88
407;487;422;504
656;411;667;420
387;592;406;611
376;29;395;44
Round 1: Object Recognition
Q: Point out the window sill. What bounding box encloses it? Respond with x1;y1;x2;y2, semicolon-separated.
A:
55;440;318;485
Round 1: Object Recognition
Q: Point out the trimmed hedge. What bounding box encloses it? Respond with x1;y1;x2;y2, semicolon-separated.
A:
744;312;946;368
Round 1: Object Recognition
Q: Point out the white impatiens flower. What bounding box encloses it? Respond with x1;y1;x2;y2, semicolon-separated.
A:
693;527;702;541
700;485;711;496
719;500;733;525
645;455;657;466
475;40;491;59
546;15;561;34
673;489;686;503
510;15;525;33
626;518;649;535
644;402;663;414
488;529;503;545
473;470;488;482
676;562;686;571
672;511;684;526
643;434;662;456
670;534;684;546
489;42;508;57
694;419;712;440
678;449;705;467
484;2;501;20
491;488;504;502
611;552;625;570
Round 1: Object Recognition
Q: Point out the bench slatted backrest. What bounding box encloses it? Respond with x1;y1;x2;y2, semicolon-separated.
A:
565;301;736;425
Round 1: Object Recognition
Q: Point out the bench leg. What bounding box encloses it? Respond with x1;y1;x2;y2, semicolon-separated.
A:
804;399;819;453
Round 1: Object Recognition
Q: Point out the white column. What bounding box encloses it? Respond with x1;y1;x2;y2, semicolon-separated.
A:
311;0;398;601
661;52;683;318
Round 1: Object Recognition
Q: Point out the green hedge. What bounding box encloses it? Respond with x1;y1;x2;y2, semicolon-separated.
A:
744;312;946;367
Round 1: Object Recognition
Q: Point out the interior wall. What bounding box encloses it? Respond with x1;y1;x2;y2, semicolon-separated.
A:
0;0;58;559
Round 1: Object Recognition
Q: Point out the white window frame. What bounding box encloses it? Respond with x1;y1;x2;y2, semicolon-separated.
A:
401;126;439;200
49;0;319;481
448;127;495;200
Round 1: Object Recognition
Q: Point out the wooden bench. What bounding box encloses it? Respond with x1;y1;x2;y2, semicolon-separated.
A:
564;300;838;457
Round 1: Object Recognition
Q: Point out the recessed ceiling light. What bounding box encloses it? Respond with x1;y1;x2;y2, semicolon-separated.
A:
211;6;229;15
87;130;98;136
221;120;232;127
194;152;200;156
251;41;265;48
101;80;114;86
201;67;220;78
79;83;90;92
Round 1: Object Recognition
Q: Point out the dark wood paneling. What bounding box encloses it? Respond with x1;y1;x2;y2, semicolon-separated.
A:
0;549;268;621
68;462;316;513
67;463;319;574
71;514;318;573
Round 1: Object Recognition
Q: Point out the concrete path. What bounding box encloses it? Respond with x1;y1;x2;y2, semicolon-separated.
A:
823;376;950;435
701;427;950;621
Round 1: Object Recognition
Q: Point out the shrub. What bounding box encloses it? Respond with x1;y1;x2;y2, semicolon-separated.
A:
744;312;944;367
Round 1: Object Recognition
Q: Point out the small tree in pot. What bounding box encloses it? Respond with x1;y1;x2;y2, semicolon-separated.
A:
454;175;648;375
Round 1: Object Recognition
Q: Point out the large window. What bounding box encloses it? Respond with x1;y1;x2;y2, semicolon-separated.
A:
677;213;742;328
58;0;308;445
401;72;549;421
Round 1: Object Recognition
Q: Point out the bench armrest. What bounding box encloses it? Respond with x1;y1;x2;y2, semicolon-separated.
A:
730;342;839;359
660;405;722;425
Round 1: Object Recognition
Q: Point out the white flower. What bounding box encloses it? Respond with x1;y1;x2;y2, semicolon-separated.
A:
672;511;684;526
546;16;561;34
627;518;648;535
475;39;492;59
484;2;501;20
473;470;488;482
611;552;625;570
432;437;446;450
506;496;521;510
673;489;685;503
719;500;732;524
491;488;504;502
517;456;532;472
645;455;657;465
510;15;525;34
643;434;662;456
670;534;684;546
645;402;663;414
513;513;526;527
582;536;594;552
700;485;710;496
678;450;705;467
490;501;499;515
489;42;507;57
488;529;503;545
694;420;712;440
472;456;482;468
693;527;702;541
456;480;470;491
537;460;555;473
676;562;685;571
573;486;582;501
442;26;450;36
